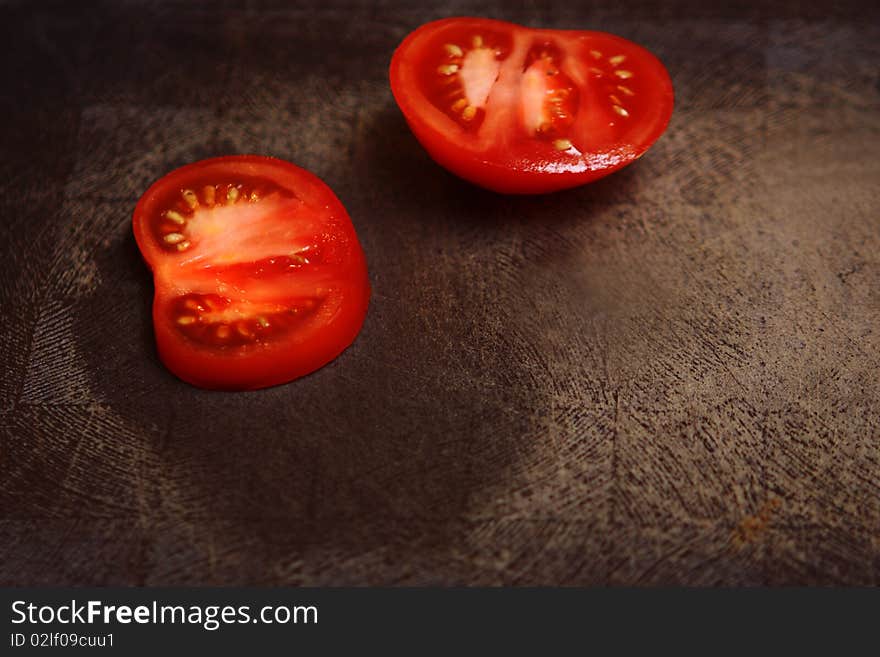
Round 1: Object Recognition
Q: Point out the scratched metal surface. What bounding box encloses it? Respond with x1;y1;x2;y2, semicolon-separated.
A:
1;0;878;585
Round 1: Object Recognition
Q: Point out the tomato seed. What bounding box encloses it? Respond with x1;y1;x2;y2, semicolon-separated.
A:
182;189;199;209
165;210;186;225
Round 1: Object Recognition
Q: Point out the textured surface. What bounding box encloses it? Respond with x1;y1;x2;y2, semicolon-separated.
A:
1;0;879;586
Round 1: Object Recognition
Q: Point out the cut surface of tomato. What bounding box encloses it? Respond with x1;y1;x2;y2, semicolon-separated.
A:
390;17;674;193
132;156;370;390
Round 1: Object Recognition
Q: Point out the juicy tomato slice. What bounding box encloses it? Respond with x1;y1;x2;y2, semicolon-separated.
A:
132;156;370;390
390;17;674;194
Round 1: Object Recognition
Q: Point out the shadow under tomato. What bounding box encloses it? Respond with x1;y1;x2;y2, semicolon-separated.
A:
354;100;646;233
69;148;557;585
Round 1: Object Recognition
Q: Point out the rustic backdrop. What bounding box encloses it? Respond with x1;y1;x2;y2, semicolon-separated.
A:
1;0;878;585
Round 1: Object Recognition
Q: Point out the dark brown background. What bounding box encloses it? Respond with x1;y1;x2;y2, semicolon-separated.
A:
1;0;878;586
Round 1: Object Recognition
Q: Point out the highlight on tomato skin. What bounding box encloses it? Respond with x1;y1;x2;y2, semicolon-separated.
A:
389;17;674;194
132;155;370;391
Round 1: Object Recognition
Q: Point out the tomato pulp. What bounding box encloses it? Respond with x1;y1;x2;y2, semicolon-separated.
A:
132;156;370;390
390;17;674;193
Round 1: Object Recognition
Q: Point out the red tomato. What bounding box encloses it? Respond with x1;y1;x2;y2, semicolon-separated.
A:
390;17;674;194
132;156;370;390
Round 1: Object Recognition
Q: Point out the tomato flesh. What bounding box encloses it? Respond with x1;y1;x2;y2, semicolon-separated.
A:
169;292;320;348
133;156;370;390
426;31;511;131
520;43;579;140
390;18;674;193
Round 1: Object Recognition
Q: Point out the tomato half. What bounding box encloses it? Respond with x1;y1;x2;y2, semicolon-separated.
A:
132;156;370;390
390;17;674;194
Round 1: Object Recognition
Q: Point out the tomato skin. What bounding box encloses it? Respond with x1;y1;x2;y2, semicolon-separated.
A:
406;134;634;195
390;17;674;194
133;156;370;390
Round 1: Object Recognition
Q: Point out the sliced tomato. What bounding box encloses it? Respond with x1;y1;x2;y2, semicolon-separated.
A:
390;17;674;193
132;156;370;390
